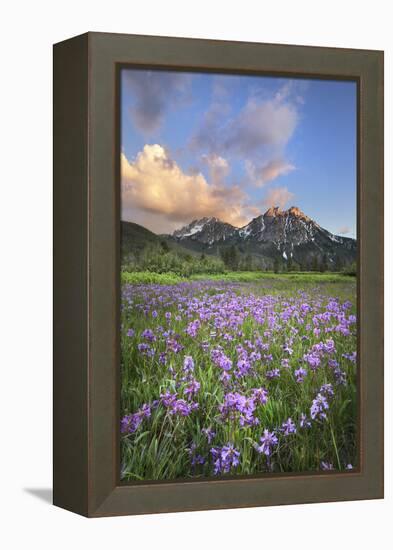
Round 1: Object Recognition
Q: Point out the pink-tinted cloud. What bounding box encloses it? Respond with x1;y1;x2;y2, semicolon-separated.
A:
337;225;351;235
121;145;255;233
245;158;295;187
224;97;298;155
261;187;295;209
190;82;299;187
201;153;230;186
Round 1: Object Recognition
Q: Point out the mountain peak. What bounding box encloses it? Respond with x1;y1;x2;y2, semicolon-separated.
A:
173;217;236;243
165;207;356;269
264;206;283;217
287;206;302;216
262;205;310;221
287;206;311;221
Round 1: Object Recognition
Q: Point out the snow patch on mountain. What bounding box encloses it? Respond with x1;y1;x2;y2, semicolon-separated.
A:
169;206;356;269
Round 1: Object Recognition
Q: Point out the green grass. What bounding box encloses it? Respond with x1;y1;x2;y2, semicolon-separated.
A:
190;271;352;283
122;270;354;286
121;271;185;285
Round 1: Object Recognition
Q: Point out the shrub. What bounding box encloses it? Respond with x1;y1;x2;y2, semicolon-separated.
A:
342;262;357;277
121;271;185;285
122;244;226;277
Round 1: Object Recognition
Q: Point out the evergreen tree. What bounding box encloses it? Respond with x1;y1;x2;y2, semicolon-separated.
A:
227;245;240;270
320;254;328;272
244;253;253;271
219;247;227;265
219;246;239;270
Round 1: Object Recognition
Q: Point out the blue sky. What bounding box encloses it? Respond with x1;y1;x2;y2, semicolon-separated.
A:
120;69;356;237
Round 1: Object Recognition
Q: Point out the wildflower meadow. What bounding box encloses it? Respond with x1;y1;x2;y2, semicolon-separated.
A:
120;274;357;481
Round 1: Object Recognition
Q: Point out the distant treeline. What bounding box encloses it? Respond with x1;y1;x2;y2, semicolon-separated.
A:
122;242;225;277
121;242;356;277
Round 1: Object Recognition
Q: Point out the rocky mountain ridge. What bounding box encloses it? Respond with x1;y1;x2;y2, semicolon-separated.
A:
168;206;356;269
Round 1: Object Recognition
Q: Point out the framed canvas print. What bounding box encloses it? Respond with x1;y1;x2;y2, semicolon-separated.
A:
53;32;384;517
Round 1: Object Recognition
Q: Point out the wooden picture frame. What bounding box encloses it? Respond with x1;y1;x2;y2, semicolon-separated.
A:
53;32;384;517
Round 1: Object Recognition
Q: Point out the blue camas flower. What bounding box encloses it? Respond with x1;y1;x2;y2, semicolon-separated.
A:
256;429;278;456
211;444;240;475
294;366;307;383
120;279;357;477
320;461;334;470
281;417;297;436
183;355;195;373
120;403;151;434
202;426;216;443
310;393;329;421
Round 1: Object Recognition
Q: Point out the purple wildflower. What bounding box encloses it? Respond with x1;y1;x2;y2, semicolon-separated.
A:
137;343;155;357
160;390;177;407
236;358;252;377
186;320;201;337
187;443;205;467
184;378;200;398
299;413;311;428
141;328;156;342
310;393;329;421
333;367;347;385
166;338;183;354
183;355;195;373
191;454;205;466
219;392;258;427
303;352;321;370
211;444;240;475
170;398;198;416
283;343;293;355
281;358;290;369
320;383;334;398
281;417;297;436
202;426;216;444
120;403;151;434
342;351;357;363
294;366;307;383
266;368;280;380
211;348;232;372
256;429;278;456
251;387;268;405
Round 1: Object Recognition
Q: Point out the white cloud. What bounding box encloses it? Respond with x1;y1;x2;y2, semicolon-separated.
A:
245;158;295;187
337;225;351;235
201;153;230;186
123;70;191;134
189;101;230;152
224;97;298;155
121;145;253;232
190;82;300;187
261;187;295;209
